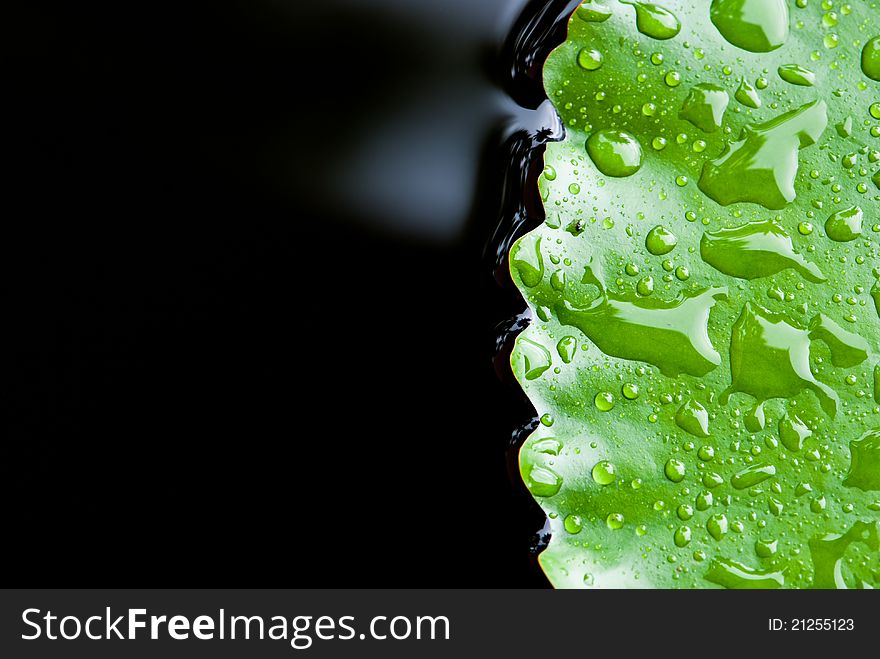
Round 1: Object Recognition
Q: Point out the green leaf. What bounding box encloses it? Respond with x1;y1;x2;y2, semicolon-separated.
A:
511;0;880;588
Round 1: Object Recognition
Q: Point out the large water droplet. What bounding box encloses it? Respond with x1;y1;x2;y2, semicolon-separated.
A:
586;130;643;177
576;0;613;23
824;206;863;242
755;538;778;558
779;413;811;451
696;491;714;511
808;313;869;368
516;338;552;381
645;225;677;255
680;84;729;133
606;512;625;529
705;558;785;588
556;265;727;377
621;2;681;40
844;429;880;492
674;526;692;547
744;402;765;431
698;100;827;209
512;236;544;287
700;219;825;283
675;399;711;437
722;302;839;417
557;336;578;363
861;36;880;81
735;78;761;108
809;520;879;588
577;48;604;71
557;514;581;536
664;458;686;482
731;463;776;489
525;465;562;497
707;513;729;540
710;0;789;53
592;460;617;485
778;64;816;86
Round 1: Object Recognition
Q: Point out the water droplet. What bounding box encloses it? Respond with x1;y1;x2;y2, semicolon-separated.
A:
595;391;616;411
744;402;766;432
622;382;640;400
844;429;880;491
696;491;714;510
698;100;827;209
809;520;879;588
735;78;761;108
707;513;729;540
680;84;729;133
825;206;863;242
755;538;778;557
835;116;852;138
531;438;562;455
705;558;785;588
646;225;678;255
586;130;643;177
710;0;789;52
636;276;655;296
724;302;839;417
512;236;544;287
526;465;562;497
677;504;694;520
779;413;812;451
606;512;625;530
564;514;583;534
516;338;552;380
862;36;880;81
664;458;687;482
576;0;613;22
870;103;880;120
675;399;711;437
674;526;692;547
591;460;617;485
621;2;681;40
700;219;824;283
577;48;604;71
731;463;776;489
778;63;816;86
556;265;726;377
665;71;682;87
703;471;725;488
698;445;715;461
557;336;578;364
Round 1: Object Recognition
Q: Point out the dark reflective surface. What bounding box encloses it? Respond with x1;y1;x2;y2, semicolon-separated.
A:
7;0;573;586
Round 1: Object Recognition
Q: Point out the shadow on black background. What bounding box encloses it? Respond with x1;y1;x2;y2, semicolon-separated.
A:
5;0;560;586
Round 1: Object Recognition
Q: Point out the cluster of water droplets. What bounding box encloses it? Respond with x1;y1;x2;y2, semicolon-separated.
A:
513;0;879;588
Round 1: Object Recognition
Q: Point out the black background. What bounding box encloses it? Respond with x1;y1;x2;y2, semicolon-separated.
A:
7;0;551;585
